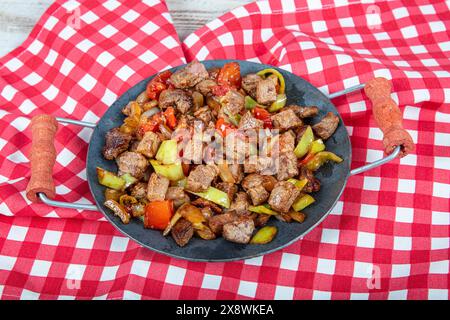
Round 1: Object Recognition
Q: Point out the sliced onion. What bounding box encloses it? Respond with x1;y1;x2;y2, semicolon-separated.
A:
141;107;161;119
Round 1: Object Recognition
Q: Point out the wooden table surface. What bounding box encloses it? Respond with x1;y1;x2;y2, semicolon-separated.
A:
0;0;253;57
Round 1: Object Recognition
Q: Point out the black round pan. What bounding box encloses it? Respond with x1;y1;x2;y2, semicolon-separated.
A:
86;60;351;262
28;60;410;262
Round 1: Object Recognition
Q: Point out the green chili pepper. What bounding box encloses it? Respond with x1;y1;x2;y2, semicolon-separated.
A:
150;160;185;181
294;126;314;158
249;204;278;215
188;187;230;208
256;68;286;94
292;194;315;212
120;173;138;189
97;167;126;190
287;178;309;190
305;151;343;171
156;139;179;165
244;96;260;110
222;108;241;126
268;93;287;113
309;139;325;155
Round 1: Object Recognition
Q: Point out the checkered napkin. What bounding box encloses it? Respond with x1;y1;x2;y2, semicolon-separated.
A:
0;0;449;300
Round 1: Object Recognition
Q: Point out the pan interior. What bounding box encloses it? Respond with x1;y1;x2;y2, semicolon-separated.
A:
86;60;351;262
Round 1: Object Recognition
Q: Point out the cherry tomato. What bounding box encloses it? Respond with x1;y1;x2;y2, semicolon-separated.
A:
252;107;273;129
146;70;172;100
163;107;177;129
215;118;235;137
144;200;174;230
211;84;231;97
217;62;241;89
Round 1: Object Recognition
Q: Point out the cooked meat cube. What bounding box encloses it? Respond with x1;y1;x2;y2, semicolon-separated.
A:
147;173;170;201
241;73;262;98
238;111;263;131
229;192;249;215
170;60;209;89
222;217;255;244
194;106;213;124
136;131;161;158
242;174;270;205
275;212;293;223
195;79;217;96
279;130;296;154
208;67;221;80
221;89;245;115
171;218;194;247
200;207;213;220
129;140;140;152
229;164;244;183
299;167;321;193
191;198;222;214
214;182;238;204
285;105;319;118
165;186;190;207
103;128;132;160
312;112;339;140
277;151;298;180
261;175;277;192
243;156;257;174
116;151;148;178
256;78;277;105
159;89;193;114
268;181;301;213
130;182;147;199
254;213;271;227
208;212;238;235
271;109;302;131
185;164;219;193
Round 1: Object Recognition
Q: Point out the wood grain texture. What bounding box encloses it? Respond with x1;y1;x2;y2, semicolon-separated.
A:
0;0;253;57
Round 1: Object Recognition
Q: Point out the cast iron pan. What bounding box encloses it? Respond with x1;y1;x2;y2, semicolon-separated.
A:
27;60;412;262
86;60;351;262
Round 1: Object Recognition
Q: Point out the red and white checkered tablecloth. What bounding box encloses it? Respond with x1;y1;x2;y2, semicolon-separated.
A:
0;0;449;300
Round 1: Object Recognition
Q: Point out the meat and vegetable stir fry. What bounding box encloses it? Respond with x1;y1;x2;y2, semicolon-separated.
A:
98;61;343;247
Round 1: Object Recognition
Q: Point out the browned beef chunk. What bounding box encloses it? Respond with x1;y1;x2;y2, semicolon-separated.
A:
159;89;193;114
214;182;238;204
194;106;213;124
165;186;190;208
146;173;170;201
103;128;132;160
200;207;213;220
312;112;339;140
221;89;245;115
229;164;244;183
242;174;270;205
271;109;303;131
208;212;238;235
116;151;148;178
130;182;147;200
191;198;223;214
223;217;255;244
298;167;321;193
261;175;277;192
279;130;296;154
256;78;277;105
254;213;271;227
171;218;194;247
238;111;263;131
185;164;219;193
275;212;293;223
243;155;276;176
136;131;161;158
170;61;209;89
268;181;301;213
285;105;319;118
277;151;298;180
229;191;250;215
241;73;262;98
195;79;217;96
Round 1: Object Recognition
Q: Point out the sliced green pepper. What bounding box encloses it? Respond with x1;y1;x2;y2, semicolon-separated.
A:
268;93;287;112
292;194;315;212
188;187;230;208
309;139;325;155
97;167;126;190
156;139;179;165
256;68;286;94
120;173;137;188
249;204;278;215
223;108;241;126
244;95;260;110
294;126;314;158
150;160;185;181
305;151;343;171
287;178;309;191
250;226;277;244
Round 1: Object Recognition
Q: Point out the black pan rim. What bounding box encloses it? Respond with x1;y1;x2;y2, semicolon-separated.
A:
86;59;352;262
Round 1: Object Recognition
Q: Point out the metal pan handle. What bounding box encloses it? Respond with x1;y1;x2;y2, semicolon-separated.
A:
26;115;98;211
329;77;415;176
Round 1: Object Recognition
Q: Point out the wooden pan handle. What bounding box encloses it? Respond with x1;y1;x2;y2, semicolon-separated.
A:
364;78;414;158
26;114;59;203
